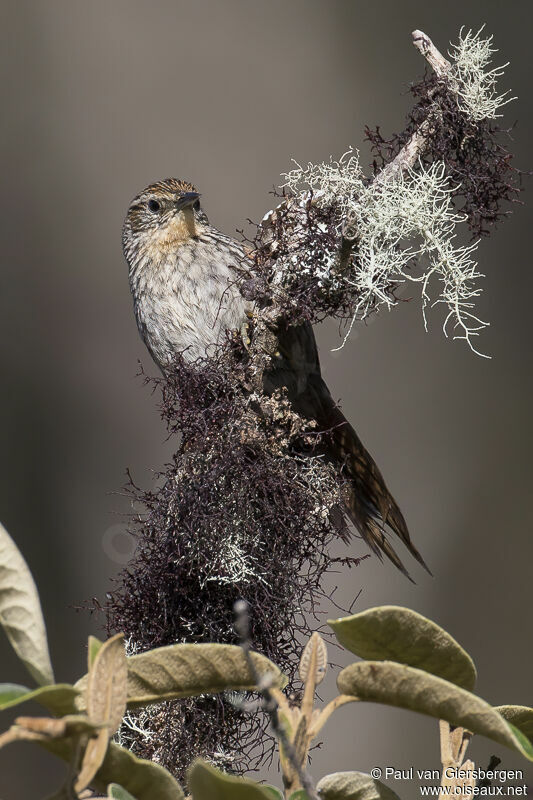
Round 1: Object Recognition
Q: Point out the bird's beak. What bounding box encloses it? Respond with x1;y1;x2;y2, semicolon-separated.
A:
175;192;200;211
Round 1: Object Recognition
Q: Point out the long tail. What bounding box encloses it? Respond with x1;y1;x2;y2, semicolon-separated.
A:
320;391;431;581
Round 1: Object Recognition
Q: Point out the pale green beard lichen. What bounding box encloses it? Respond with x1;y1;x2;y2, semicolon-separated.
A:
449;26;515;122
282;147;365;218
281;156;487;356
352;162;486;355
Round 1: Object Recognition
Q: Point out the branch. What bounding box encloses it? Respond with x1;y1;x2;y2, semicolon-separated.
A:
234;600;319;800
251;30;457;368
246;307;283;393
341;30;451;240
367;30;452;189
412;29;452;76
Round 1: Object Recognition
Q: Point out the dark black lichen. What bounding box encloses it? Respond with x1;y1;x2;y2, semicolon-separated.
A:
104;342;362;781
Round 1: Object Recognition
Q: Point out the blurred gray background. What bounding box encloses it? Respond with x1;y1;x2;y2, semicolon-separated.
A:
1;1;531;796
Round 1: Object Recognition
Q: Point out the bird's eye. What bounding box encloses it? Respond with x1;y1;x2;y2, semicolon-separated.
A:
193;199;201;212
148;199;161;213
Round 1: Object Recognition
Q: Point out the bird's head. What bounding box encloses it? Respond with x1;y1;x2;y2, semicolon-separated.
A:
122;178;209;267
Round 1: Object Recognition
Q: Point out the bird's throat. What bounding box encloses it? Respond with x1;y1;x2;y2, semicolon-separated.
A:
182;207;197;238
143;210;198;261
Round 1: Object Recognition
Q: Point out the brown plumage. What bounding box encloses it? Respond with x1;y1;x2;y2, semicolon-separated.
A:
123;178;430;580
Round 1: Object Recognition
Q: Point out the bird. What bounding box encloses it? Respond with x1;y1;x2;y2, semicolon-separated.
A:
122;177;429;579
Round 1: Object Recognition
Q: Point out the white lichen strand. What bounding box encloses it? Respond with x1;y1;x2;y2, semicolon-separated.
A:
277;155;490;355
276;149;364;290
118;708;156;747
352;162;489;356
281;147;365;218
202;529;263;588
449;26;515;121
174;452;341;591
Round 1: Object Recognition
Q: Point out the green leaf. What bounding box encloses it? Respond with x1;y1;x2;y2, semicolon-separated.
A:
495;706;533;743
0;521;54;686
127;643;286;706
0;682;78;715
108;784;139;799
39;739;185;800
338;661;533;761
316;772;400;800
75;643;286;710
89;634;104;668
288;791;312;800
264;789;284;800
0;683;31;707
188;759;278;799
316;771;401;800
329;606;476;691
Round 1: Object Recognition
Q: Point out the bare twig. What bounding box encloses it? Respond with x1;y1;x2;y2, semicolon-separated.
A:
234;600;319;800
412;29;452;76
360;30;452;192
